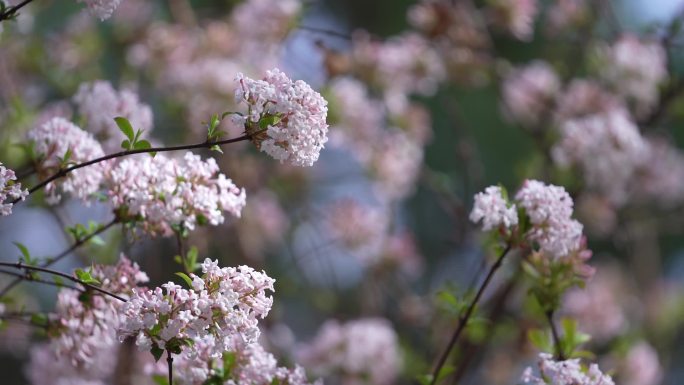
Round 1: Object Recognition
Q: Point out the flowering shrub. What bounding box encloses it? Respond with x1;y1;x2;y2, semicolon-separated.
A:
0;0;681;384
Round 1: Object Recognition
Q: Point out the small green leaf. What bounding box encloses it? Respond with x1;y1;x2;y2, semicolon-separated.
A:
209;144;223;153
435;366;455;383
259;114;281;129
152;375;169;385
175;272;194;288
53;276;64;287
528;328;552;352
151;344;164;362
13;242;31;263
121;139;131;150
114;117;135;141
416;374;433;385
30;313;48;326
74;269;100;285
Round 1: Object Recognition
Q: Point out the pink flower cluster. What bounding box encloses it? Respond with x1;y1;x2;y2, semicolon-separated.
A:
27;117;108;204
469;186;518;231
78;0;122;21
298;318;401;385
0;163;28;216
521;353;615;385
117;259;274;358
470;180;583;258
48;256;148;368
74;80;153;152
107;152;246;236
501;60;560;126
487;0;539;41
171;339;320;385
234;68;329;167
326;199;389;257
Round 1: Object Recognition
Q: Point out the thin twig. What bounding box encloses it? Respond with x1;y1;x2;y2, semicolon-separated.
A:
429;244;512;385
0;0;34;22
0;218;118;298
0;262;127;302
167;350;174;385
12;134;253;204
0;269;85;292
546;310;566;360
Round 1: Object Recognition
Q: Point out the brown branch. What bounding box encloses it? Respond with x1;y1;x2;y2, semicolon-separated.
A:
12;134;253;204
0;0;34;22
0;218;118;298
429;244;512;385
0;261;127;302
546;310;566;360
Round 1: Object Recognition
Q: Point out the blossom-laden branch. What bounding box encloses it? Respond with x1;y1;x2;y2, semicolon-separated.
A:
0;218;118;299
429;243;512;385
12;134;253;205
0;261;127;302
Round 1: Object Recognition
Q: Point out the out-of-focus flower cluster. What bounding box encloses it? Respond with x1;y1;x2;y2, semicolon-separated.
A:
521;353;615;385
0;163;28;216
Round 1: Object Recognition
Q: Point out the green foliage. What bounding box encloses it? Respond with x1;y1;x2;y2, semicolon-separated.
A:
30;313;48;327
416;365;454;385
115;116;155;156
67;221;105;245
151;344;165;362
175;272;194;288
74;268;100;285
13;242;36;265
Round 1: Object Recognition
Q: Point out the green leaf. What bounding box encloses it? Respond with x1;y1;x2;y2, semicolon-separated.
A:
53;276;64;287
210;144;223;153
435;366;455;383
151;344;164;362
114;117;135;141
528;328;552;352
13;242;31;263
121;139;131;150
30;313;48;326
175;272;194;288
416;374;433;385
259;114;281;129
74;269;100;285
134;140;151;150
186;246;198;272
152;375;169;385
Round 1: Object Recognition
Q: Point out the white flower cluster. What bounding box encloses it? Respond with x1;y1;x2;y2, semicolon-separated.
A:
298;318;401;385
326;199;389;260
77;0;122;21
488;0;539;41
74;80;154;152
515;180;583;258
470;180;583;258
469;186;518;231
502;61;560;126
596;34;667;114
118;259;275;359
48;257;148;368
552;108;647;204
107;152;246;236
172;340;320;385
521;353;615;385
27;117;107;204
0;163;28;216
235;68;329;167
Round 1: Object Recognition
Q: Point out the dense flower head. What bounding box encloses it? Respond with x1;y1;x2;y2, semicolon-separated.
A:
595;34;667;114
351;32;446;104
488;0;538;41
326;199;389;259
552;108;647;204
470;185;519;231
27;117;107;204
77;0;122;21
522;353;615;385
107;152;246;236
553;79;622;124
48;256;148;368
0;163;28;216
230;0;301;59
234;68;329;167
515;180;583;258
501;60;560;126
369;130;424;202
298;318;401;385
170;340;320;385
118;259;275;360
73;80;153;152
631;137;684;207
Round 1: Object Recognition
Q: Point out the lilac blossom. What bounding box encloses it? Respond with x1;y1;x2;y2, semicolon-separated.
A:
107;152;246;236
470;185;518;231
521;353;615;385
27;117;108;204
0;163;28;216
235;68;329;167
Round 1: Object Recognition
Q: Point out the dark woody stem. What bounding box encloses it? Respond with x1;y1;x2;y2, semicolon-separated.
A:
12;134;254;204
429;244;512;385
0;0;34;22
546;310;566;360
167;350;174;385
0;218;118;299
0;261;127;302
